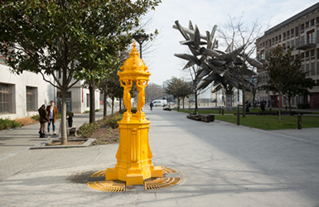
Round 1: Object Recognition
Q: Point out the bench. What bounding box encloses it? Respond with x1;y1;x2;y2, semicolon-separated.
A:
200;114;215;122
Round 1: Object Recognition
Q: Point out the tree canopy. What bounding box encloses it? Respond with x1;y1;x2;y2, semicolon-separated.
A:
0;0;161;144
264;44;304;122
165;77;193;111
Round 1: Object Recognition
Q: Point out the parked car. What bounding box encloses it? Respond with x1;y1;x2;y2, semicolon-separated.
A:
152;100;167;107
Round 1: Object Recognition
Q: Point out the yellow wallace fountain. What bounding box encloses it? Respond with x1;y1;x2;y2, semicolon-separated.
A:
87;41;181;192
104;40;163;185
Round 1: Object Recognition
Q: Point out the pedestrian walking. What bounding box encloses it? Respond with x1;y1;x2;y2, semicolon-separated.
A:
38;104;48;138
245;100;251;112
150;102;153;111
46;100;58;135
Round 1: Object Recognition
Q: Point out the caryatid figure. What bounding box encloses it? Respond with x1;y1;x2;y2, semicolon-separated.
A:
120;80;133;116
136;79;148;115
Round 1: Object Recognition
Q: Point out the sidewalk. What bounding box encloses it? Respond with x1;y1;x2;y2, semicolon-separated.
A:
0;108;319;206
0;110;106;161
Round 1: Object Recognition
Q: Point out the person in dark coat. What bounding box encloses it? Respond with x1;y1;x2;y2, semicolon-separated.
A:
38;104;49;138
150;102;153;111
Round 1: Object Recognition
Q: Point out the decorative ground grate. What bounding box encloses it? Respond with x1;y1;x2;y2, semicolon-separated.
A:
87;167;181;192
162;167;178;174
87;180;126;192
144;177;181;190
90;170;107;177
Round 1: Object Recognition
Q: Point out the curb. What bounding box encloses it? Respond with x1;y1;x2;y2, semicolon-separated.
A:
29;138;95;150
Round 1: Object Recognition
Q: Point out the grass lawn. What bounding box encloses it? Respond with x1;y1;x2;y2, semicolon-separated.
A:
173;108;271;114
214;115;319;130
172;108;319;115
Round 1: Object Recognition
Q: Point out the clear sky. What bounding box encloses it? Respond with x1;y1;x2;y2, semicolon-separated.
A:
137;0;319;85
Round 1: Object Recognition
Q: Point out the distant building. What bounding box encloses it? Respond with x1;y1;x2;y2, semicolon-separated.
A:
256;2;319;109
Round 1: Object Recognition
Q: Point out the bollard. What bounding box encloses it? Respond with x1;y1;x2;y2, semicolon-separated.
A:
298;113;302;130
270;108;272;112
219;106;221;114
222;107;224;115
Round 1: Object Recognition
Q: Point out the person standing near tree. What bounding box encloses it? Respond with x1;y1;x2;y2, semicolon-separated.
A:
38;104;48;138
46;100;58;135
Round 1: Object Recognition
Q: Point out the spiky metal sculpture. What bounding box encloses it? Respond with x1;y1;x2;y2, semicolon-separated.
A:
173;20;263;93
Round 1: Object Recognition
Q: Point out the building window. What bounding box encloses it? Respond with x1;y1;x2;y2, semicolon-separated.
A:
26;87;37;111
0;84;9;113
301;24;304;30
305;21;310;28
295;27;299;36
291;29;294;35
287;31;290;37
311;50;315;57
283;32;286;38
311;19;315;26
306;64;310;76
306;51;310;58
311;63;315;76
307;30;315;44
290;40;294;48
87;93;90;107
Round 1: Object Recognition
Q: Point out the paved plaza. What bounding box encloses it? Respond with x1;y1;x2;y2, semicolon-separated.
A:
0;108;319;206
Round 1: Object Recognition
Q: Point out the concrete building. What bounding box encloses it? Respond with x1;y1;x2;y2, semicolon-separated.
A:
256;2;319;109
0;60;55;119
55;75;100;114
0;56;100;119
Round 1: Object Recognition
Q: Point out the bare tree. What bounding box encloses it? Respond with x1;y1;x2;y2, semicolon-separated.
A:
218;14;264;117
145;83;164;102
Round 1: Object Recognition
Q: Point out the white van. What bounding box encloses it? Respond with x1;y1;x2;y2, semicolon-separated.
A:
152;100;167;107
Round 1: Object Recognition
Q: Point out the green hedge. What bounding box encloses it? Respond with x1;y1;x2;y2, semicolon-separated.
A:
297;103;310;109
0;118;21;130
76;113;123;138
107;114;123;129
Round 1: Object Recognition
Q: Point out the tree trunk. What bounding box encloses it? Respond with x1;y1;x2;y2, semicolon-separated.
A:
89;79;95;123
60;88;68;145
195;90;198;114
177;98;180;112
182;97;185;109
288;96;292;112
103;91;107;117
252;89;256;109
111;96;114;115
241;82;246;118
119;97;122;111
278;92;282;123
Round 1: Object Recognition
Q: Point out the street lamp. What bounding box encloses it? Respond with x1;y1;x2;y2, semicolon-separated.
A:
235;62;242;126
133;34;149;59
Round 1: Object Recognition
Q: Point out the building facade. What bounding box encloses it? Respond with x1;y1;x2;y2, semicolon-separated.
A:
0;62;55;119
0;57;100;119
256;3;319;109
